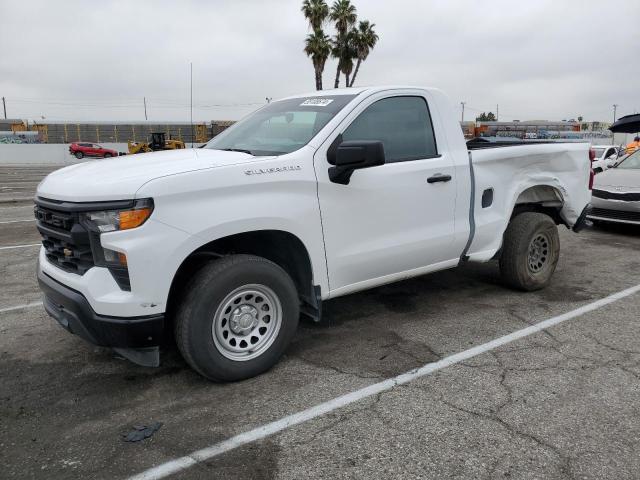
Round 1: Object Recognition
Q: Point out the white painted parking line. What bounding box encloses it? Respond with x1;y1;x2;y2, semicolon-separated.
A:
0;219;35;224
128;283;640;480
0;301;42;314
0;243;40;251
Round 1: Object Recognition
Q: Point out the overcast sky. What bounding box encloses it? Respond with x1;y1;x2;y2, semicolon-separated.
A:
1;0;638;123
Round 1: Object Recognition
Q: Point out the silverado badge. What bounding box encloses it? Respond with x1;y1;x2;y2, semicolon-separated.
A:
244;165;302;176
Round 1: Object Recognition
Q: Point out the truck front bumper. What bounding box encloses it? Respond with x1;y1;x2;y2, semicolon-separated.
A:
38;268;164;366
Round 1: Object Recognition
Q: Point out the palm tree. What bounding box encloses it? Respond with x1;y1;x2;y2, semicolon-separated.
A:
339;30;357;87
301;0;329;30
304;29;332;90
348;20;378;87
329;0;357;88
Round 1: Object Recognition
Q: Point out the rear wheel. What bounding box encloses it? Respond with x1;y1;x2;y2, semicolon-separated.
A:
499;212;560;291
174;254;299;381
74;151;84;159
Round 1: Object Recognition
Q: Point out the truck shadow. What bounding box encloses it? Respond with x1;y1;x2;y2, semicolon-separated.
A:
590;222;640;238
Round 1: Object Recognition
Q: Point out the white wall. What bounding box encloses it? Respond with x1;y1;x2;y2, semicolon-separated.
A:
0;143;129;165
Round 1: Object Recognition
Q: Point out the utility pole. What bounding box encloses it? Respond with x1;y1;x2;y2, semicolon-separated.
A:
143;97;147;121
612;104;618;145
190;62;194;148
2;97;6;119
496;104;499;121
460;102;466;123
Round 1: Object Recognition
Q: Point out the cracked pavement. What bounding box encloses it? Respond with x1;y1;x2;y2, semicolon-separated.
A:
1;165;640;479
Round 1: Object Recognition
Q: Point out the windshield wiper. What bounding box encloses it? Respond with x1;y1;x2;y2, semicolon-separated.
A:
219;148;254;155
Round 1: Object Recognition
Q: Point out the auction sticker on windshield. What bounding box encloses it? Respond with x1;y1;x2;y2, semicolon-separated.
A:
300;98;334;107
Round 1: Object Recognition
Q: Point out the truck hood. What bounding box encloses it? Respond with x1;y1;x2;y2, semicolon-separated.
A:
37;148;268;201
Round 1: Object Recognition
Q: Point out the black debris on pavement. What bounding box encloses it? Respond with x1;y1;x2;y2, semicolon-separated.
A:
122;422;163;442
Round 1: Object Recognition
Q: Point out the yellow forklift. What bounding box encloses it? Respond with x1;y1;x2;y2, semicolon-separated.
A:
128;132;185;154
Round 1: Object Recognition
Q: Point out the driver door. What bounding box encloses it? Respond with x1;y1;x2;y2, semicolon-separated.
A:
314;92;460;296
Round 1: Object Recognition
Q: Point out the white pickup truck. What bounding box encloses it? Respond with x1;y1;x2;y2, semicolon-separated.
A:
35;86;592;381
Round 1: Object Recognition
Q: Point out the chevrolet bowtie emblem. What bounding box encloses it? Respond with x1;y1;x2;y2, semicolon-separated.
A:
63;248;72;257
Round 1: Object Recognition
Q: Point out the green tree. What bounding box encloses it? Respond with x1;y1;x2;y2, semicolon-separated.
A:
329;0;357;88
301;0;329;30
304;29;332;90
476;112;496;121
348;20;378;87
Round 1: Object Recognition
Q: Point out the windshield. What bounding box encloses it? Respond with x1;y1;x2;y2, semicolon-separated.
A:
205;95;358;156
617;149;640;169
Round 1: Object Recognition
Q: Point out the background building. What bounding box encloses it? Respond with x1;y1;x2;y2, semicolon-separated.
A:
476;120;581;139
0;120;239;144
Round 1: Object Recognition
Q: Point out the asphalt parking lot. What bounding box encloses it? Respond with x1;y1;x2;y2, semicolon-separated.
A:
1;165;640;480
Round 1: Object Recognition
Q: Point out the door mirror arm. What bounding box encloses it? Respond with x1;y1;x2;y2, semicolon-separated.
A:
328;140;386;185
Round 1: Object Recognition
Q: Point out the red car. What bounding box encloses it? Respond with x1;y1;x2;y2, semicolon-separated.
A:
69;142;118;159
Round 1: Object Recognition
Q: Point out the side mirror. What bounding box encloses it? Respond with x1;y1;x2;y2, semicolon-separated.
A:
328;140;385;185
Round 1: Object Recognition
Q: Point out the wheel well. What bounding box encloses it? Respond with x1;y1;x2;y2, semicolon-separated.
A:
511;185;566;226
165;230;317;330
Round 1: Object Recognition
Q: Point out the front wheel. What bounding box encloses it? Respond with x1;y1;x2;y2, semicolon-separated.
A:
499;212;560;291
174;254;299;381
74;151;84;159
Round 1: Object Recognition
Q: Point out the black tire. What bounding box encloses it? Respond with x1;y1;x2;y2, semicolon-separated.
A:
74;151;84;159
594;167;602;174
174;254;299;381
499;212;560;291
103;153;112;158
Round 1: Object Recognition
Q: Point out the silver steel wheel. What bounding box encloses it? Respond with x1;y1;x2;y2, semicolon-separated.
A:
211;284;282;361
527;232;550;274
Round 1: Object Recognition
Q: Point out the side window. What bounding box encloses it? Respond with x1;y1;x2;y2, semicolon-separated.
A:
342;96;438;163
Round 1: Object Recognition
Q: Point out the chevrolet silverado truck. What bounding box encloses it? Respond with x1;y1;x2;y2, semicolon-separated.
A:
35;86;593;381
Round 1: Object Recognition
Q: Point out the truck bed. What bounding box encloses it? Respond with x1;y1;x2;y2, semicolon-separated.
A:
465;142;591;262
466;137;580;150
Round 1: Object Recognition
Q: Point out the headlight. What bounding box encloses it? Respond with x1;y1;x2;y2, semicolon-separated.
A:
80;198;153;291
82;198;154;233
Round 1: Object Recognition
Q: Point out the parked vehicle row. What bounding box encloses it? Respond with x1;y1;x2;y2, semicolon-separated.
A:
590;145;619;173
588;114;640;226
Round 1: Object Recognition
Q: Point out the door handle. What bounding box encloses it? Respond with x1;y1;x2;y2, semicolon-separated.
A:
427;173;452;183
